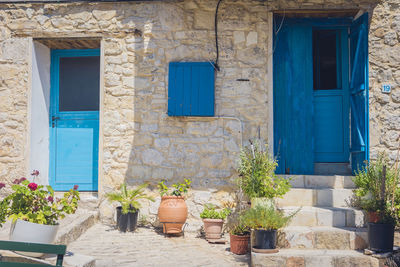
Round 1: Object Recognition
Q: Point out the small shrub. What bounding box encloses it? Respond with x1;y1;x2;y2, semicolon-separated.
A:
158;179;191;197
200;204;231;220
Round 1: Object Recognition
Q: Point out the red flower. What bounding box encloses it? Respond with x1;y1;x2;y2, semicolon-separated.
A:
47;196;54;203
28;183;38;191
13;179;20;184
31;170;39;176
0;183;5;189
19;177;27;182
73;185;79;190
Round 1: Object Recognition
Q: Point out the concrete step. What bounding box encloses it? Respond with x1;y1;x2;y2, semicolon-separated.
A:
251;249;380;267
277;188;354;208
55;208;99;245
283;175;355;189
282;206;365;228
278;226;368;250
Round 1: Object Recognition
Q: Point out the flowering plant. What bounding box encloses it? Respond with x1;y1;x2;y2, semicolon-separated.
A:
0;171;80;227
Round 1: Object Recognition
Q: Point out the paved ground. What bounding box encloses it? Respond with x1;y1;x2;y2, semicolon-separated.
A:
67;223;250;267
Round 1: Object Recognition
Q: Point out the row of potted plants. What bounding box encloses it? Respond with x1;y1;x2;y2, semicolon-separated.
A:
105;141;297;255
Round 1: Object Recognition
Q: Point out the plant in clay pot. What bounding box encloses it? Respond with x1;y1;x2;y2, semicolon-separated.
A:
157;179;191;234
352;152;400;252
200;204;231;240
0;170;79;257
237;140;291;206
240;204;297;252
106;183;154;232
225;209;251;254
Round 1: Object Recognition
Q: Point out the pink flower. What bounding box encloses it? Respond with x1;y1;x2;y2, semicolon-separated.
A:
47;196;54;203
28;183;38;191
0;183;5;189
19;177;27;182
31;170;39;176
13;179;20;184
73;185;79;190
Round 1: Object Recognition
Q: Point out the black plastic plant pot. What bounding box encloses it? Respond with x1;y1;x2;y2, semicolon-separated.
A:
254;229;277;249
368;222;394;253
116;207;139;232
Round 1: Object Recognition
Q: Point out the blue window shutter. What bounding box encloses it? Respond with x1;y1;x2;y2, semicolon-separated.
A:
168;62;215;116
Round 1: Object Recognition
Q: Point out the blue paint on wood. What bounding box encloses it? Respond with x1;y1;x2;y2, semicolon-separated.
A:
168;62;215;116
350;13;369;173
313;29;350;163
274;21;314;174
50;49;100;191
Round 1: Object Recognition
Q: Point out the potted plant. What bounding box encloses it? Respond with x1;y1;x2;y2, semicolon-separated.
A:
237;140;291;206
240;204;296;251
352;153;399;252
200;204;231;240
0;170;80;257
157;179;191;234
225;209;251;255
106;183;154;232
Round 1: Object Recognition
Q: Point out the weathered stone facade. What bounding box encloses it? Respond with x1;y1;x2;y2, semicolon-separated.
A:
0;0;398;228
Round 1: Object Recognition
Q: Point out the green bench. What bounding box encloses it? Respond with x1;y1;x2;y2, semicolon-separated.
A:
0;240;66;267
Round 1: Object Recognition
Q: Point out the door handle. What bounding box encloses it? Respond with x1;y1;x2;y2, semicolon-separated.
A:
51;116;60;128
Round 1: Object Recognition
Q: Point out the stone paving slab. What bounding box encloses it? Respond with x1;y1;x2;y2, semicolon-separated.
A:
67;223;250;267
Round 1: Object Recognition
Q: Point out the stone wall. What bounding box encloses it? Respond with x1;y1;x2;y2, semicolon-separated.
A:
0;0;398;229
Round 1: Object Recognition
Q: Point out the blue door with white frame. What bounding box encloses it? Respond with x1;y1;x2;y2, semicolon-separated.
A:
274;15;369;174
50;49;100;191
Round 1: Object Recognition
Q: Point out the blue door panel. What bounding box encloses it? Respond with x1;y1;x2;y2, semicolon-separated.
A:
274;21;314;174
50;49;100;191
314;95;345;161
350;13;369;173
53;120;99;191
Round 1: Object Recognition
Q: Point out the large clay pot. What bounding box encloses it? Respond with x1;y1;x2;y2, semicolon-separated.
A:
230;234;250;255
158;196;188;234
203;219;224;239
9;219;59;257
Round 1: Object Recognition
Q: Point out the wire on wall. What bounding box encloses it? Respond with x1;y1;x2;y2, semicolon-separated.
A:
214;0;223;71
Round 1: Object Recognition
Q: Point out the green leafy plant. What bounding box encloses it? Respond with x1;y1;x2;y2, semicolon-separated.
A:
0;171;80;226
200;204;231;220
106;183;154;214
240;204;297;231
158;179;191;197
352;152;399;224
237;140;291;199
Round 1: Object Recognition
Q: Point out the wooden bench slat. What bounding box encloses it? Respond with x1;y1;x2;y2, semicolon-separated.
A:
0;241;66;255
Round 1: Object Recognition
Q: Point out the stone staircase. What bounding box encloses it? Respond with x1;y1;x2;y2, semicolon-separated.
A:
251;175;382;267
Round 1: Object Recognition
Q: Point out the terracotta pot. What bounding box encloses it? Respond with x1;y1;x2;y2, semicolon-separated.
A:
368;211;380;223
203;219;224;239
230;234;250;255
158;196;188;234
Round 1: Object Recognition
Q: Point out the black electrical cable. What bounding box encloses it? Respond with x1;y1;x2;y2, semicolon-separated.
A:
214;0;222;71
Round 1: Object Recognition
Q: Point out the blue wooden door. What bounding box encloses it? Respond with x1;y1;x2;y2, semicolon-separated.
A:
313;29;350;163
274;21;314;174
50;49;100;191
350;13;369;173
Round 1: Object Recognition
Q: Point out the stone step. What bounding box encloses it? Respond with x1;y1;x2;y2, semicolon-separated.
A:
55;208;99;245
277;188;354;208
251;249;380;267
282;175;356;189
277;226;368;250
282;206;365;228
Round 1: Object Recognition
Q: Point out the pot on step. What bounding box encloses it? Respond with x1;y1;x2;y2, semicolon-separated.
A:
158;196;188;234
116;207;139;232
368;222;394;253
203;219;224;239
254;229;277;250
230;234;250;255
9;219;59;258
